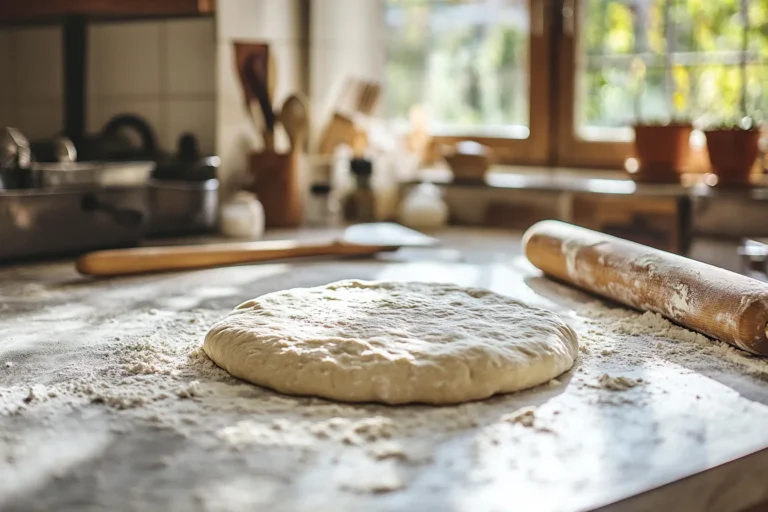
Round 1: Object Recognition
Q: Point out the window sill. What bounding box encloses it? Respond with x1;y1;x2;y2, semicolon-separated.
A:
410;164;768;198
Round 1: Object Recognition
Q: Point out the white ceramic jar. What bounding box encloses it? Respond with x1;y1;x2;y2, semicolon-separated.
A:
398;182;449;229
220;191;265;239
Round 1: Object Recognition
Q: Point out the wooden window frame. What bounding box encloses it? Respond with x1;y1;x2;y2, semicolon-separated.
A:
555;0;632;169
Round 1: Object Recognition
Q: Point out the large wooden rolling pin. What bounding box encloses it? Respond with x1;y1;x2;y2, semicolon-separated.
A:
523;220;768;355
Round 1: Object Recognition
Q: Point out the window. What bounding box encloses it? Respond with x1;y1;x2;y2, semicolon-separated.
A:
384;0;551;165
384;0;767;169
385;0;531;137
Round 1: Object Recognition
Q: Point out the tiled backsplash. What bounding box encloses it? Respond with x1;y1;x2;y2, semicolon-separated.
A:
0;18;216;154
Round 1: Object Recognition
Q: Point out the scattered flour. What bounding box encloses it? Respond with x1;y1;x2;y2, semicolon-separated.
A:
667;282;693;317
368;441;408;461
217;419;315;448
592;374;640;391
23;385;48;403
500;406;536;428
583;304;768;376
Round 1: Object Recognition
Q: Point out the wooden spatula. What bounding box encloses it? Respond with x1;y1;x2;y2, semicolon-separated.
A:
233;41;277;150
76;223;438;277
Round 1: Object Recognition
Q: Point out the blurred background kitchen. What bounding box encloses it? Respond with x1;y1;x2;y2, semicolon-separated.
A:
1;0;767;276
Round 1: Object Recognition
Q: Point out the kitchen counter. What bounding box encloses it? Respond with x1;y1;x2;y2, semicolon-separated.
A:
3;229;768;512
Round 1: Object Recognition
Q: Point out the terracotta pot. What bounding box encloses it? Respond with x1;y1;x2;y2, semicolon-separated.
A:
631;123;693;183
704;129;761;187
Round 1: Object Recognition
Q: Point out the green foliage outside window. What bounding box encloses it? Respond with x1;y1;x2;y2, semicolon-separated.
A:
385;0;529;133
581;0;767;129
385;0;767;135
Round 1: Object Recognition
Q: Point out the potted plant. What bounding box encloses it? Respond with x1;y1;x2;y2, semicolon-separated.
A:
703;25;762;187
630;60;693;183
704;118;761;187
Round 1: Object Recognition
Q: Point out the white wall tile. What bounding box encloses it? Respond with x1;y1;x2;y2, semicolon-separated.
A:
16;102;62;139
218;41;243;104
0;31;13;97
217;0;301;41
165;19;216;96
270;42;302;107
88;98;164;145
163;98;216;154
309;42;385;142
89;21;162;97
311;0;385;44
310;42;385;101
14;26;63;101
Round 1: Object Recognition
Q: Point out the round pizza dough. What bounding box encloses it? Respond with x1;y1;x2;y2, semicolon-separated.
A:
203;280;578;405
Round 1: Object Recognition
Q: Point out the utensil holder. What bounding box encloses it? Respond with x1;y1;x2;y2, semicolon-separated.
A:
249;150;301;228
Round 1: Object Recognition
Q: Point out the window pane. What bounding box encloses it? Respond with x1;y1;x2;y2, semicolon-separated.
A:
385;0;531;138
577;0;768;141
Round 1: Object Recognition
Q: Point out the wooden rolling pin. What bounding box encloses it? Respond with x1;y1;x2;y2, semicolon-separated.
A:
76;223;438;277
76;241;396;277
523;220;768;355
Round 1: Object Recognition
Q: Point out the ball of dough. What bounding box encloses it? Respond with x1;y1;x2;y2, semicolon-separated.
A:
203;280;578;405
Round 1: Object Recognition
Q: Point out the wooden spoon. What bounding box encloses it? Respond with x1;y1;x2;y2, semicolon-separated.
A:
279;93;309;153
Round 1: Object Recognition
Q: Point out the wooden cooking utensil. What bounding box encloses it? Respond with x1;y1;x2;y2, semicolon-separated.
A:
359;82;380;115
351;80;380;115
279;93;308;153
318;112;355;155
242;54;275;150
233;42;276;100
355;80;368;113
76;223;438;277
523;220;768;355
233;42;277;150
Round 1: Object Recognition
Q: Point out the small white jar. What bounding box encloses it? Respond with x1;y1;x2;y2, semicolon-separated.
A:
220;191;265;239
398;182;449;229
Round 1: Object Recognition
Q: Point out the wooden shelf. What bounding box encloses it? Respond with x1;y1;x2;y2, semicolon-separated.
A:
0;0;215;24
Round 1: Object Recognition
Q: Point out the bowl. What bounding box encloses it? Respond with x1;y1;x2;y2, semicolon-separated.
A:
443;141;493;183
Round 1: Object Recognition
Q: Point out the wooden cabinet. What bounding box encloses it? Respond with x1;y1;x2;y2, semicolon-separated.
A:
0;0;214;23
571;193;691;254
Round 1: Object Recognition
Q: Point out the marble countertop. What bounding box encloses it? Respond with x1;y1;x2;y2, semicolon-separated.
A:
2;229;768;512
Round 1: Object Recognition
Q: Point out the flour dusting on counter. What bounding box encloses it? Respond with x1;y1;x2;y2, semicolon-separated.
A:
593;374;641;391
5;256;768;512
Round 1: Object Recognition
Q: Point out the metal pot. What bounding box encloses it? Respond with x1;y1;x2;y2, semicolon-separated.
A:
147;178;219;237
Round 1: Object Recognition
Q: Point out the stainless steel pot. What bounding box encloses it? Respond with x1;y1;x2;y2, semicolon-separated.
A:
0;186;148;262
147;178;219;237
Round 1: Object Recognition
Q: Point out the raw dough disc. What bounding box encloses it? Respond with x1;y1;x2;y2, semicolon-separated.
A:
203;280;578;405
